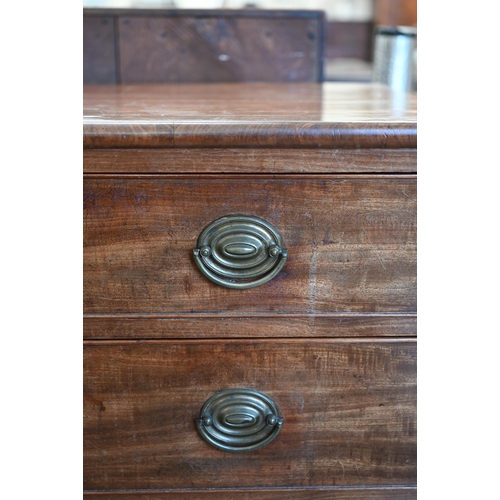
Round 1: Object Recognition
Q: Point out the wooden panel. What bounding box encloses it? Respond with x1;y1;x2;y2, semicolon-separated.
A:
84;339;416;490
83;16;116;84
116;13;323;83
326;22;373;61
83;176;416;314
83;149;417;174
83;314;416;340
83;486;417;498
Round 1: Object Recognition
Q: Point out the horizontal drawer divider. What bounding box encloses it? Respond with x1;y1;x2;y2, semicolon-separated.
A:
83;485;417;497
84;148;416;175
84;173;417;179
84;337;416;346
84;312;416;318
84;313;416;340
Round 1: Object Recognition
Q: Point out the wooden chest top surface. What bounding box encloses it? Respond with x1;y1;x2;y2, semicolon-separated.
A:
83;83;417;149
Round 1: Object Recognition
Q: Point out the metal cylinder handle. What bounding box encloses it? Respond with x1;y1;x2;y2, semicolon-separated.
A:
196;388;283;452
193;214;288;289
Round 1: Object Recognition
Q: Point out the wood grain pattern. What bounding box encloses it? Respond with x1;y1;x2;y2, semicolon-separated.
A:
83;82;415;122
84;122;416;150
83;313;416;340
83;486;417;499
84;340;416;490
83;175;416;314
83;148;417;174
83;83;417;149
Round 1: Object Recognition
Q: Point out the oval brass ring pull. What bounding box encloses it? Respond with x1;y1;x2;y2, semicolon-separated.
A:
193;214;288;289
196;388;283;452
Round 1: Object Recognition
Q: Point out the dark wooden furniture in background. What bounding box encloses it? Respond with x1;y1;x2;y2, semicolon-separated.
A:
83;8;325;84
84;82;417;498
326;21;373;62
324;20;373;82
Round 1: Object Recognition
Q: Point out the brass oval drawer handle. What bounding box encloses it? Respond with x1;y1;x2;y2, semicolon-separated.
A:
196;388;283;452
193;214;288;289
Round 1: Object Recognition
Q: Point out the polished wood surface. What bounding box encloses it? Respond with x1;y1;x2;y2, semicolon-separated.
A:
83;83;417;149
84;176;416;315
83;486;417;499
84;339;416;490
83;9;325;84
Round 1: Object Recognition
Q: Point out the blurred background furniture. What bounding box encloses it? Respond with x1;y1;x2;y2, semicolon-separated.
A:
374;0;417;27
84;8;326;83
84;1;416;84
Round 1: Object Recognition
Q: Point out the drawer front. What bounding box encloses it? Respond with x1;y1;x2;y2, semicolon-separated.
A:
83;339;416;490
84;176;416;314
83;314;417;340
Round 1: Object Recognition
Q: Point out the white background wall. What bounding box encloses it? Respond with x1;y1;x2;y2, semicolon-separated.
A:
82;0;374;21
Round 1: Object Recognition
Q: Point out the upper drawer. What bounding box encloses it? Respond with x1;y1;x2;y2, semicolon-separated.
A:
84;175;416;314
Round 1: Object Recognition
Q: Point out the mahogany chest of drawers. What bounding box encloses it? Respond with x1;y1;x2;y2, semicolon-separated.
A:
83;82;417;499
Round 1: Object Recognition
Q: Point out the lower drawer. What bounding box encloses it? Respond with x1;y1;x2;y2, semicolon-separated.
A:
84;339;416;490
